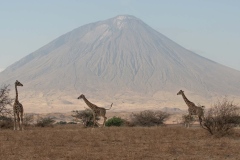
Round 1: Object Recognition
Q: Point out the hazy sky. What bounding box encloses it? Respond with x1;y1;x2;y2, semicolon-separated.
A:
0;0;240;72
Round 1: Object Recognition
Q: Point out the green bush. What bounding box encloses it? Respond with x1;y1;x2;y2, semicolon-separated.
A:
105;116;125;127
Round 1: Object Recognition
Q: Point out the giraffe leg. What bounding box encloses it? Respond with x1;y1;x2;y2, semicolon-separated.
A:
199;116;202;126
17;113;20;130
93;113;96;128
102;116;107;127
13;113;16;130
20;112;24;130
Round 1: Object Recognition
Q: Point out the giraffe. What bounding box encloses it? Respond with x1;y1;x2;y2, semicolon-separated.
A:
77;94;113;127
177;90;204;125
13;80;24;130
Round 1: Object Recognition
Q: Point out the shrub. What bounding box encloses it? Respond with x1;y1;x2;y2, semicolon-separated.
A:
181;114;194;128
105;116;125;127
0;116;13;129
72;109;100;127
67;121;77;124
36;117;55;127
56;121;67;125
0;85;13;117
130;110;170;127
23;114;34;126
201;98;240;137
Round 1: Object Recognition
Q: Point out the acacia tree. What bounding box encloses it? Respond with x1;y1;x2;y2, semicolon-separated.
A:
201;98;240;136
130;110;170;127
0;85;13;116
72;109;100;127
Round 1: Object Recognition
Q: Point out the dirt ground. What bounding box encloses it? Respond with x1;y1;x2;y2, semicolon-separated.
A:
0;125;240;160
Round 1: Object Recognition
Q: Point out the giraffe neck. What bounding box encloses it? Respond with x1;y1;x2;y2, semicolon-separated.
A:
82;96;96;110
181;93;192;106
15;85;18;102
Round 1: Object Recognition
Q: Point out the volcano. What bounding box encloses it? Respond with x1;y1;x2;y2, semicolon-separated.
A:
1;15;240;113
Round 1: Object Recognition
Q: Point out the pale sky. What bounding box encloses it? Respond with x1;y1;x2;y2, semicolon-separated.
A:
0;0;240;72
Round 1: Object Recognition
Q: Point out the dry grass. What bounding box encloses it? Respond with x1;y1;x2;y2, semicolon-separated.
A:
0;125;240;160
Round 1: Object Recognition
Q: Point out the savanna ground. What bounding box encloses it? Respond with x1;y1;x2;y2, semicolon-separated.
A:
0;125;240;160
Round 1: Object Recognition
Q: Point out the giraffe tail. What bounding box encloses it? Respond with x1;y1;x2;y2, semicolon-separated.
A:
106;103;113;110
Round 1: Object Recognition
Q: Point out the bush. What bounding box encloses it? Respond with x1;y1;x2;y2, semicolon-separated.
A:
201;98;240;137
56;121;67;125
130;110;170;127
105;116;125;127
36;117;55;127
182;114;194;128
0;116;13;129
67;121;77;124
0;85;13;117
72;109;100;127
23;114;34;127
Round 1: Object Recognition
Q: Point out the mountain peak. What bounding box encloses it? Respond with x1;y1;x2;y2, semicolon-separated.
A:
114;15;137;20
109;15;141;29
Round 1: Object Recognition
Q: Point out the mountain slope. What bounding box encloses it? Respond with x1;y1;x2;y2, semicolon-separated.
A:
0;15;240;112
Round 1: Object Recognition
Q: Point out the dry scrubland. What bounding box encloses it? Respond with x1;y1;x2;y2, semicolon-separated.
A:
0;125;240;160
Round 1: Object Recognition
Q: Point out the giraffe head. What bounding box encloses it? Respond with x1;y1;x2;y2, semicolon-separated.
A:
15;80;23;87
77;94;85;99
177;90;184;95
